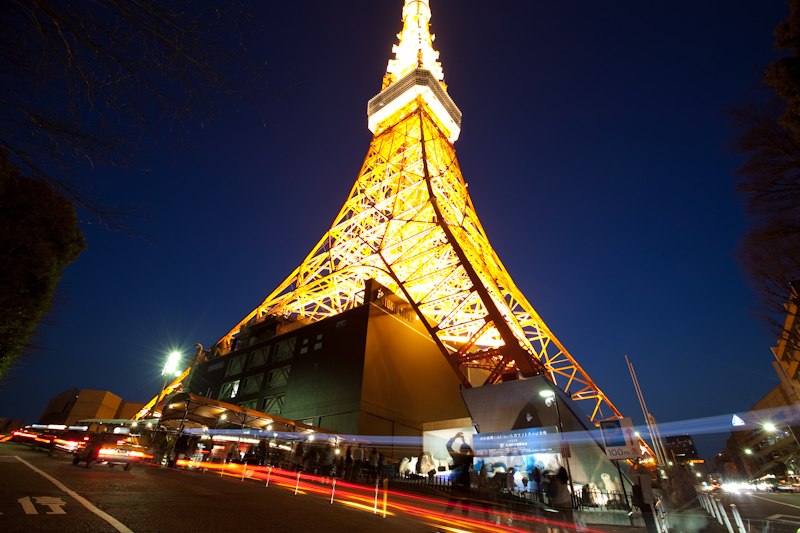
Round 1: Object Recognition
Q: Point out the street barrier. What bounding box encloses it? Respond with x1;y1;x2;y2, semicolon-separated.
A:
715;498;735;533
730;504;747;533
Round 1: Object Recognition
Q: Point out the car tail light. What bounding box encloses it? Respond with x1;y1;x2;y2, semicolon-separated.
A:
99;447;119;455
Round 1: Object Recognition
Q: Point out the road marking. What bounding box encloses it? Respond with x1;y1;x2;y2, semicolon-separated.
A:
12;456;134;532
751;494;800;511
766;514;800;522
17;497;37;515
34;496;67;515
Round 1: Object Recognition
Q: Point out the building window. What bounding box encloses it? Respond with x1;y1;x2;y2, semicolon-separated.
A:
241;374;264;395
266;366;290;388
313;342;322;350
239;399;258;411
248;348;269;369
336;320;346;328
273;338;295;362
225;355;245;377
219;380;240;400
261;394;284;414
316;334;323;340
208;361;224;372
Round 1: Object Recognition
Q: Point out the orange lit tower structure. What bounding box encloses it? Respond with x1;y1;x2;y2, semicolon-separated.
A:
210;0;623;425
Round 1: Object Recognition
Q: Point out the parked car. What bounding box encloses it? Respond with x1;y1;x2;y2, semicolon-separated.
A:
72;433;150;471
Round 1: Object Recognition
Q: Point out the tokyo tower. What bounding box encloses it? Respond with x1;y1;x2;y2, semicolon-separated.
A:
211;0;623;424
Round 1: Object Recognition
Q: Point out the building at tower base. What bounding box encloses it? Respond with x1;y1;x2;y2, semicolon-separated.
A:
190;280;468;457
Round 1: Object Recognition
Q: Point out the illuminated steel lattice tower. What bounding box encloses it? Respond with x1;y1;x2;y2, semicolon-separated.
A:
214;0;623;423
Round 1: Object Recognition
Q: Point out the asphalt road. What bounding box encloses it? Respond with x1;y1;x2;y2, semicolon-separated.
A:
0;442;435;533
717;490;800;525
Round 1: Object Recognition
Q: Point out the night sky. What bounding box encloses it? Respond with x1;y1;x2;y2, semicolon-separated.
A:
0;0;789;459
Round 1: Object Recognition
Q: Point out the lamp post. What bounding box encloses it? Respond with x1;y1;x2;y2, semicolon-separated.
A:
540;388;575;497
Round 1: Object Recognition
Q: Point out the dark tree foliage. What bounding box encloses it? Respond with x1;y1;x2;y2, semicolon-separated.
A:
735;0;800;341
0;149;86;380
0;0;264;226
765;0;800;137
733;98;800;335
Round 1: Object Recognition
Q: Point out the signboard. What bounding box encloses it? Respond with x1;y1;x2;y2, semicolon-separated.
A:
599;417;642;460
473;426;560;457
732;414;745;427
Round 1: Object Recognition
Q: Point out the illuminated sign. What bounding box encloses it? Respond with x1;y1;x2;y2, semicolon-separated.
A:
473;427;559;457
732;414;745;427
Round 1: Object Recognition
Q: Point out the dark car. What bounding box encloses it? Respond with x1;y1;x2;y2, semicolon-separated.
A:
72;433;150;471
52;430;92;454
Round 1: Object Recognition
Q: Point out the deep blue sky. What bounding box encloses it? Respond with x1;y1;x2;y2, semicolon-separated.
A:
0;0;789;458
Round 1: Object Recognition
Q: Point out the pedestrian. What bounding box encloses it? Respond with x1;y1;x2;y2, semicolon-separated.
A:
532;464;544;502
551;464;573;525
443;432;474;517
369;447;379;483
291;442;303;472
351;443;365;481
628;459;657;533
344;446;353;479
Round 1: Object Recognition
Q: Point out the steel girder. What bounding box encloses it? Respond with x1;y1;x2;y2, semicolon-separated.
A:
213;98;622;424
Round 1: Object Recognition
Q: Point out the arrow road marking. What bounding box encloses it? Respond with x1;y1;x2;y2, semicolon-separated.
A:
12;456;133;532
17;497;37;515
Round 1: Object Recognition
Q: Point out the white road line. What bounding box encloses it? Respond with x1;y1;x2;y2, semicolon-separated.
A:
750;493;800;511
12;455;134;533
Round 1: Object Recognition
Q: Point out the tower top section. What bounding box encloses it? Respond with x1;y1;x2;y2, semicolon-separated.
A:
384;0;444;87
368;0;461;142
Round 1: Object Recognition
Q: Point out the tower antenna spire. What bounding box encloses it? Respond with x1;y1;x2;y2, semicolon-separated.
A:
384;0;443;89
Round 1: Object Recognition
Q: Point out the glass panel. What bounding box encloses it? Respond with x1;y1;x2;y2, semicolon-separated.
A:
225;355;245;377
241;374;264;395
266;366;290;388
248;348;269;369
219;380;240;400
273;338;296;362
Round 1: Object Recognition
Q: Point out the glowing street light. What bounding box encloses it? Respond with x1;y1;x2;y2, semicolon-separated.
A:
164;351;181;376
147;351;184;423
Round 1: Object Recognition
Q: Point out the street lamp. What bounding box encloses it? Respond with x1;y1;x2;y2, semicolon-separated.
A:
539;388;575;496
764;422;800;448
764;422;800;478
147;351;183;420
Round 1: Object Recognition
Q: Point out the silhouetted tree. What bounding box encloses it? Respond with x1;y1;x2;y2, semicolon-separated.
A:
0;149;86;381
734;0;800;342
765;0;800;137
0;0;265;227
